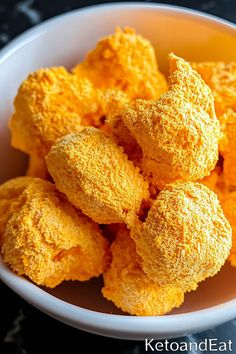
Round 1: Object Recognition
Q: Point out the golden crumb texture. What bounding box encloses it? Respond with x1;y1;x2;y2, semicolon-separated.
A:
102;226;184;316
1;177;109;287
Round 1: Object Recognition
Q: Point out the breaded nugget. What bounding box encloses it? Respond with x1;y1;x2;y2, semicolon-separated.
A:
198;165;227;198
219;109;236;190
73;27;167;100
46;127;149;225
199;168;219;191
0;176;34;246
221;192;236;267
9;67;101;159
102;226;184;316
192;62;236;116
132;182;232;292
2;178;108;288
104;90;142;164
121;54;220;189
26;155;49;179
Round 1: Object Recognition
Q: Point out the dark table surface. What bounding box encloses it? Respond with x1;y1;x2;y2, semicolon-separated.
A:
0;1;236;353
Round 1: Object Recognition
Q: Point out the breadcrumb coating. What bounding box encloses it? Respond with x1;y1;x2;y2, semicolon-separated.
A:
132;182;232;292
46;127;149;225
73;27;167;100
218;109;236;190
2;178;109;288
221;192;236;267
104;90;142;164
102;226;184;316
192;62;236;116
121;54;220;189
0;177;34;246
198;165;227;199
199;168;219;191
9;67;101;159
26;155;49;179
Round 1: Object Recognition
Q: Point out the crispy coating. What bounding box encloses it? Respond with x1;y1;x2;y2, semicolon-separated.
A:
192;62;236;116
132;182;232;292
102;226;184;316
73;27;167;100
221;192;236;267
2;178;108;288
9;67;101;159
46;127;149;225
26;155;49;179
199;168;219;191
104;90;142;164
218;109;236;190
198;165;227;199
121;54;220;189
0;177;35;246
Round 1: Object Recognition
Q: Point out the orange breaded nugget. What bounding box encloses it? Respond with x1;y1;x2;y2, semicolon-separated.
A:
219;109;236;190
26;155;49;179
73;27;167;100
192;62;236;116
221;192;236;267
121;54;220;189
132;182;232;292
102;226;184;316
199;168;219;191
46;127;149;225
104;90;142;164
0;176;34;246
9;67;101;159
2;178;108;288
198;165;227;199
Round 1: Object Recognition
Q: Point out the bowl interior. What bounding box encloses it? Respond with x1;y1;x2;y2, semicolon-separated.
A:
0;4;236;316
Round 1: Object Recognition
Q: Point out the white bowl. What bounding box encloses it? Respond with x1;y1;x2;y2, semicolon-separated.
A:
0;2;236;340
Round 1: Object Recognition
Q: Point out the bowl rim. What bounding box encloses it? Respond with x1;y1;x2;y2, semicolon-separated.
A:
0;2;236;338
0;2;236;65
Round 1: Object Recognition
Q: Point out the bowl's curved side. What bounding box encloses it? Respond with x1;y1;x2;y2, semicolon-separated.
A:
1;257;236;340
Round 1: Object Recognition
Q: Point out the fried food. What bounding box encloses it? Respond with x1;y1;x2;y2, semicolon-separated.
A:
121;54;220;189
218;109;236;190
198;165;227;199
9;67;101;159
132;182;232;292
192;62;236;116
0;176;34;246
46;127;149;225
26;155;49;179
2;178;109;288
221;192;236;267
104;90;142;164
102;226;184;316
73;27;167;100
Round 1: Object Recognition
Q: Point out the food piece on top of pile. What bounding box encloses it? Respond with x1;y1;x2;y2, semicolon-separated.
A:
73;27;167;100
218;109;236;191
191;62;236;116
120;54;220;189
46;127;149;225
102;226;184;316
131;182;232;292
0;177;34;246
221;192;236;267
1;178;109;288
9;67;101;161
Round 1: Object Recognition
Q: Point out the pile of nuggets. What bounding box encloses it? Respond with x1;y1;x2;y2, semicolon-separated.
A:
0;27;236;316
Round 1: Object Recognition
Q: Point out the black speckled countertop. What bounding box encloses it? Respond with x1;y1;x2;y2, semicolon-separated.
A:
0;1;236;353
